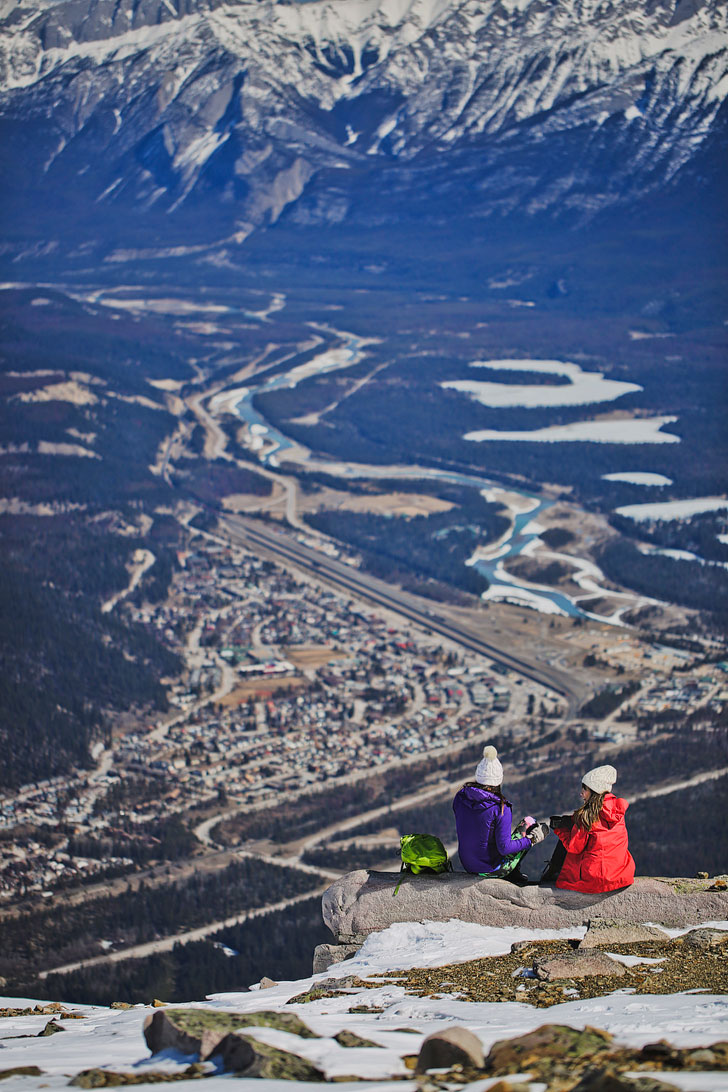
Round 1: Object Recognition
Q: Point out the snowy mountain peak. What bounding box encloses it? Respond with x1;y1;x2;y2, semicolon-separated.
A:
0;0;726;239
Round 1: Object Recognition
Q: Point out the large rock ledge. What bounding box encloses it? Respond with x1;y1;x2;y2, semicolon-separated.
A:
322;871;728;942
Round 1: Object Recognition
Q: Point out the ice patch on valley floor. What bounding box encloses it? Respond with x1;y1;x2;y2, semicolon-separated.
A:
464;417;681;444
96;297;231;315
480;485;540;514
615;496;728;521
481;582;568;615
637;544;728;570
602;471;674;486
629;330;676;340
281;337;377;389
442;358;641;408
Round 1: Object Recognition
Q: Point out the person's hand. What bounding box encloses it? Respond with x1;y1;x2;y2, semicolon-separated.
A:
514;815;535;837
528;823;546;845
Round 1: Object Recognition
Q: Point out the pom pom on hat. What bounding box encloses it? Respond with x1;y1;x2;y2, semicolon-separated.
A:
476;744;503;786
582;764;617;795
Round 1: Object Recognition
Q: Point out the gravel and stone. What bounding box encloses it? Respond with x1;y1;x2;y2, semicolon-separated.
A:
383;932;728;1008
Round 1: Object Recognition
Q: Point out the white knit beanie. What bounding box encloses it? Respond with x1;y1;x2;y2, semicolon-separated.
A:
475;744;503;786
582;764;617;795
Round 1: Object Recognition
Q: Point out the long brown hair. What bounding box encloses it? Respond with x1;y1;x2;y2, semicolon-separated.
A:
574;789;607;831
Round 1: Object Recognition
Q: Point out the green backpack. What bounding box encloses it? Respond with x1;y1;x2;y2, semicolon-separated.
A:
393;833;452;895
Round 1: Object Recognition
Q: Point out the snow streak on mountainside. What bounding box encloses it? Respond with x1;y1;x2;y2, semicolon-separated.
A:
0;0;726;236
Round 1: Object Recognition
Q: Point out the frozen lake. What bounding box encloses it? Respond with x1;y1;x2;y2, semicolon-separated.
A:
615;497;728;522
464;417;681;444
442;358;641;408
602;471;674;486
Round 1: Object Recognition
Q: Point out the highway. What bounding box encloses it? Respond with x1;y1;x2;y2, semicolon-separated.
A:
218;513;584;711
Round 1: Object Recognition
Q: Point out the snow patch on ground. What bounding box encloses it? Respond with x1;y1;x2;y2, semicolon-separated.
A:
606;953;666;968
329;920;588;975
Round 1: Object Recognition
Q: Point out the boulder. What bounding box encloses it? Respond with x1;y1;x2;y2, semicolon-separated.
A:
143;1008;317;1061
579;919;670;948
416;1026;485;1072
312;943;360;974
679;927;728;950
486;1024;614;1075
143;1009;231;1061
215;1032;325;1081
533;950;626;981
322;872;728;941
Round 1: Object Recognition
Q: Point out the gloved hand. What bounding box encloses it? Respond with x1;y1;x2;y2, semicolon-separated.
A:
514;815;535;837
528;822;548;845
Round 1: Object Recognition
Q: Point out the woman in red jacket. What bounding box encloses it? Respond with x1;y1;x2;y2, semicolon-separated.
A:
546;764;635;893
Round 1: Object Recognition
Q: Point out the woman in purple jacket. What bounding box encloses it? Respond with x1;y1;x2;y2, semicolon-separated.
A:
453;745;546;881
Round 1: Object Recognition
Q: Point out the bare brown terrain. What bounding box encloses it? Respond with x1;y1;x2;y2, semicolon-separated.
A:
297;487;455;518
219;676;307;705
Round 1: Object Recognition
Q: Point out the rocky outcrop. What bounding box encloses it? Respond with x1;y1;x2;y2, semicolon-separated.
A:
322;872;728;941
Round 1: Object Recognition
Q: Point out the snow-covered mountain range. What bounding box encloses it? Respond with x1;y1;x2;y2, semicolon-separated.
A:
1;0;726;244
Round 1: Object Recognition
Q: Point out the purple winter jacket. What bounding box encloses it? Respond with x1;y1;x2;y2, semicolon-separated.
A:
453;785;531;874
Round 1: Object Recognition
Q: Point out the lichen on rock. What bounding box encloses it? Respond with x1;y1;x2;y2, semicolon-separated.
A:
216;1031;326;1081
143;1006;320;1065
70;1064;206;1087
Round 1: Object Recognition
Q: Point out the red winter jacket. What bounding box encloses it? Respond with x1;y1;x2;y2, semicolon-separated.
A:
555;794;635;893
